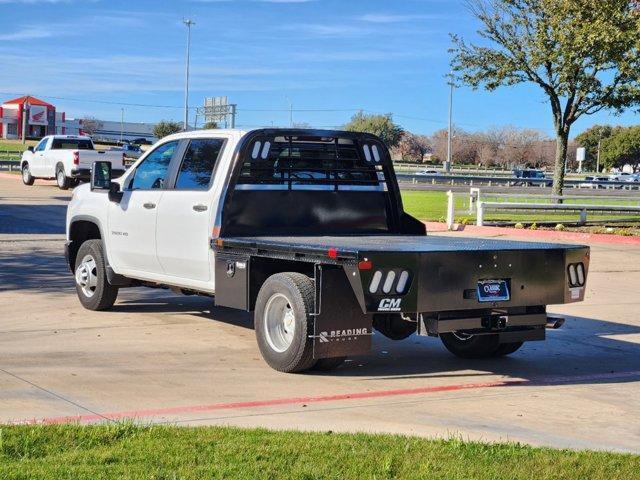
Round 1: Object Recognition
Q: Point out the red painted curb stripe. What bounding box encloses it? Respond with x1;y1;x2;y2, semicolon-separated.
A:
424;222;640;246
15;370;640;425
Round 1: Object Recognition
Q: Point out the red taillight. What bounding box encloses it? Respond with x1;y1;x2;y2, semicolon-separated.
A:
73;151;79;165
327;248;338;259
358;260;373;270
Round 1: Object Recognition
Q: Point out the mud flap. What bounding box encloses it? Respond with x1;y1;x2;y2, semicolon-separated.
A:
312;265;373;359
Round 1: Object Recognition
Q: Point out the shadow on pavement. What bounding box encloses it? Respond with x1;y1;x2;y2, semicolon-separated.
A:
3;240;639;388
0;204;66;234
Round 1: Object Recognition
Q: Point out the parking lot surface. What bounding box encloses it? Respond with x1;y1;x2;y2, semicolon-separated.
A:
1;176;639;452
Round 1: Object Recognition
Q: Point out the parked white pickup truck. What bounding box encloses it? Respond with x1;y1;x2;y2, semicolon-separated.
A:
21;135;125;190
65;128;589;373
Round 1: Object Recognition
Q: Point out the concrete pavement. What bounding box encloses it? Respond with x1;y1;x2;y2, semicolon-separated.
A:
0;176;639;452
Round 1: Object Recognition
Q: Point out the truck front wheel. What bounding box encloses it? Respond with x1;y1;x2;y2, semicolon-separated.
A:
440;332;522;359
22;163;34;185
74;240;119;311
254;272;316;373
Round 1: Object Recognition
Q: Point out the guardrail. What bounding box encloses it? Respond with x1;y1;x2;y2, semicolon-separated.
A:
398;173;640;190
477;201;640;226
445;188;640;228
0;160;20;172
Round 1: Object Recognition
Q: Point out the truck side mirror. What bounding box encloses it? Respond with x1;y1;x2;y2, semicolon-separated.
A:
27;146;34;152
91;161;112;191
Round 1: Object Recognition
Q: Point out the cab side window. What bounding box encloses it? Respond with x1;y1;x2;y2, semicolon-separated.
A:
174;138;225;190
129;141;178;190
35;138;48;152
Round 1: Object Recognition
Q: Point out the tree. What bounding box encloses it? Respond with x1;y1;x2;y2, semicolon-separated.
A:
575;125;619;172
80;117;102;137
344;112;404;148
154;120;183;139
394;132;432;162
600;126;640;171
202;121;218;130
451;0;640;195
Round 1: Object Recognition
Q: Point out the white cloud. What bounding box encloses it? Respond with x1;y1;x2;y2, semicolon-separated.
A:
359;13;443;23
0;27;57;41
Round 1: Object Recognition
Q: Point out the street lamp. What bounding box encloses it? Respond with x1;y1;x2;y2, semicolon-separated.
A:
446;72;455;173
183;19;195;131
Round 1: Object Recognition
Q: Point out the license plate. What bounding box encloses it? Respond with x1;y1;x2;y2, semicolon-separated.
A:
477;279;510;302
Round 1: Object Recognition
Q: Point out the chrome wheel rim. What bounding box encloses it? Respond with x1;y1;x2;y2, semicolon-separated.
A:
263;293;295;353
57;170;65;187
22;166;30;182
75;254;98;298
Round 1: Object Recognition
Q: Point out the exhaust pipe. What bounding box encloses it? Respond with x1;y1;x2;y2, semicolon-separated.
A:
546;316;565;329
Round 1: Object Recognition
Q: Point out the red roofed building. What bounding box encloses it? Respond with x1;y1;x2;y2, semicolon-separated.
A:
0;95;58;140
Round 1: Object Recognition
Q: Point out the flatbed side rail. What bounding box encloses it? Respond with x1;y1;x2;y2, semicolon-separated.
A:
212;238;359;264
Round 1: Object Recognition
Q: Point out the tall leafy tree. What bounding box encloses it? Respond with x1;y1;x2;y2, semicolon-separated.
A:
600;125;640;170
344;112;404;148
451;0;640;194
153;120;183;139
575;125;619;171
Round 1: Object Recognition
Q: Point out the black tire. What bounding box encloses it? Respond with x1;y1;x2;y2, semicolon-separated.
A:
56;164;70;190
440;332;501;359
373;314;416;340
21;163;34;185
493;342;524;356
254;272;316;373
74;239;119;311
312;357;346;371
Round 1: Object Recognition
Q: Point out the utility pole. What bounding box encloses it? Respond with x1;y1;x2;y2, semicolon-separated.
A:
183;19;195;131
120;108;124;143
446;73;454;173
21;96;30;145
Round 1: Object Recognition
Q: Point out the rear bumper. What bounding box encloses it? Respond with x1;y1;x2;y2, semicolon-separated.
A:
418;311;565;343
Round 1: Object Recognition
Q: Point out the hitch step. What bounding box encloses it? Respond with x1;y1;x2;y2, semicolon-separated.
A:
546;316;565;329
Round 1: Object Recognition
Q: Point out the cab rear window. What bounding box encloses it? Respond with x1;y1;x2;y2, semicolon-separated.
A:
51;139;93;150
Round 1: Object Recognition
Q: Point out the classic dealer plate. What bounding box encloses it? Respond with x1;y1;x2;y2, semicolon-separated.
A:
477;279;510;302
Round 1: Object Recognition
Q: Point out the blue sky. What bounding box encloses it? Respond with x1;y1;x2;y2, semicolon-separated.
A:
0;0;637;137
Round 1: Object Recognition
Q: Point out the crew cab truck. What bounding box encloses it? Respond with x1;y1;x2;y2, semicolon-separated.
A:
65;129;590;373
21;135;125;190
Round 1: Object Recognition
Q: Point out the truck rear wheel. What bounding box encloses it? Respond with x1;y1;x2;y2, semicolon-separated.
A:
254;272;316;373
21;163;34;185
74;240;119;311
440;332;502;359
56;164;70;190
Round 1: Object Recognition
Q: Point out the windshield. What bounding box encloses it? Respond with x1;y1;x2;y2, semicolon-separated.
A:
51;138;93;150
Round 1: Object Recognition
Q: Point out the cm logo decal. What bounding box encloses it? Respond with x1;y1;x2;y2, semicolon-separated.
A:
378;298;401;312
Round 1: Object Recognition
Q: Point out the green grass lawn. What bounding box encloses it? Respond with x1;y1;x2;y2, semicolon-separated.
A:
0;425;637;479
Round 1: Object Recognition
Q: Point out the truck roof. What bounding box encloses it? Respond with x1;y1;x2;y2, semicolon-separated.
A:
159;127;369;143
46;135;93;141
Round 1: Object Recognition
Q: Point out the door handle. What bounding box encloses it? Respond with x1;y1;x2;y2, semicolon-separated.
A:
193;204;208;212
143;202;156;209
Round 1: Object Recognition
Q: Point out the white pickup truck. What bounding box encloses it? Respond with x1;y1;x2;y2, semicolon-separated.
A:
21;135;125;190
65;128;589;373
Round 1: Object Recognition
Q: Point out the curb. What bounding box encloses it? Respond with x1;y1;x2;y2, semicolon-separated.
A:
425;221;640;246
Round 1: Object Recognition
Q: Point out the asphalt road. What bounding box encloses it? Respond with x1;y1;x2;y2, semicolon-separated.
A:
1;175;639;453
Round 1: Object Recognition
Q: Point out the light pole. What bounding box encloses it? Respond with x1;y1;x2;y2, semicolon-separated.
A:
446;72;454;172
120;108;124;143
285;96;293;127
183;19;195;131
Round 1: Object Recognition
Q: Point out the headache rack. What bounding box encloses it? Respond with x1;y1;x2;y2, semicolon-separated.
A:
236;134;388;191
